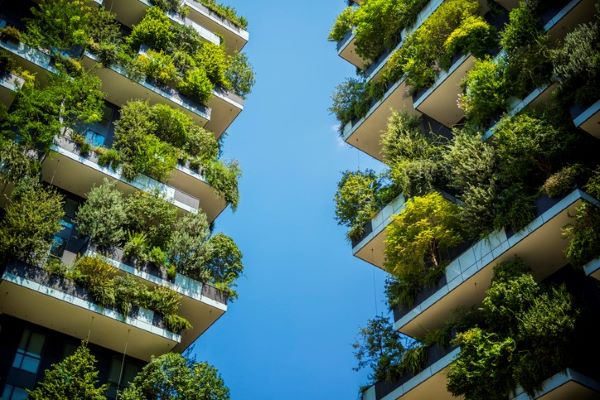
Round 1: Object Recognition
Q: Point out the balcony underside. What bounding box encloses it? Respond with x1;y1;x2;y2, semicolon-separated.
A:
514;369;600;400
396;190;594;338
584;258;600;281
205;90;243;138
545;0;597;42
338;34;368;69
0;272;179;361
574;100;600;138
95;251;227;352
414;54;475;128
0;73;21;107
343;78;418;161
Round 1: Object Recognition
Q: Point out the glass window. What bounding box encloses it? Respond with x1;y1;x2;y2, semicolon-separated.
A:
11;329;45;375
50;219;74;257
2;384;29;400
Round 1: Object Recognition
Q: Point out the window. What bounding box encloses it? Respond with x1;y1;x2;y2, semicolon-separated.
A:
1;384;28;400
11;329;45;374
107;358;140;399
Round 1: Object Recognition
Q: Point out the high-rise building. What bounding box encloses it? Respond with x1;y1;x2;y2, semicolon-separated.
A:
330;0;600;399
0;0;252;398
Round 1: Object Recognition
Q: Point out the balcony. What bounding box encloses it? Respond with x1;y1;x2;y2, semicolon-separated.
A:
364;0;446;83
342;77;419;161
205;85;244;137
0;72;23;107
100;0;221;47
184;0;249;54
0;35;57;86
80;51;211;128
543;0;597;43
584;258;600;281
85;246;227;353
41;135;231;222
337;31;369;70
572;100;600;138
513;369;600;400
0;260;180;361
483;82;557;139
352;194;407;269
361;346;460;400
394;189;598;338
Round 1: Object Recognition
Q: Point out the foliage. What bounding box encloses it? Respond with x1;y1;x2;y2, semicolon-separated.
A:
500;0;551;97
28;343;107;400
177;67;214;104
459;57;509;127
119;353;230;400
0;26;22;43
382;112;445;197
330;0;495;125
25;0;91;51
126;191;177;249
0;140;40;182
331;0;430;61
196;0;247;29
552;21;600;106
1;72;104;153
492;113;577;231
0;178;64;266
226;52;255;98
334;170;397;241
447;259;578;399
563;202;600;267
385;192;461;276
138;50;179;87
541;164;583;198
76;180;128;250
585;167;600;199
168;212;211;275
352;315;406;383
128;7;175;52
124;232;149;264
203;160;241;209
204;233;244;300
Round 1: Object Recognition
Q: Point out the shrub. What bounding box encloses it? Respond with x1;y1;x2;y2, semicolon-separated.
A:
334;170;393;241
76;180;128;250
204;233;243;300
177;67;214;103
459;57;509;127
0;140;40;181
167;212;210;275
541;165;583;198
443;15;497;61
195;42;230;90
120;353;230;400
196;0;247;29
0;178;64;265
74;256;118;308
43;257;69;278
203;160;241;209
126;191;177;248
163;314;192;334
384;192;462;277
352;315;406;384
138;50;179;86
0;26;22;43
25;0;91;50
585;167;600;199
329;7;355;42
128;7;175;52
185;125;219;161
226;52;255;98
552;21;600;106
563;202;600;267
124;232;149;264
28;344;107;400
329;78;368;127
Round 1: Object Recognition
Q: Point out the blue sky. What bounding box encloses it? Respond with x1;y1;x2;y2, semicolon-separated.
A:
190;1;390;399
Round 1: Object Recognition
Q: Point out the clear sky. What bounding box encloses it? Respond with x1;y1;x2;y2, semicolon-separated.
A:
190;1;390;399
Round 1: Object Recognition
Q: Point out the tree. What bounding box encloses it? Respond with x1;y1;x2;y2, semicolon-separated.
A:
28;343;107;400
204;233;243;300
126;191;177;249
76;180;128;250
0;178;64;265
119;353;229;400
225;52;255;98
167;211;211;276
353;315;406;384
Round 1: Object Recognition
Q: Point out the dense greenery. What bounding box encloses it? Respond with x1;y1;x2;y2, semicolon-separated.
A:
0;178;64;266
120;353;230;400
195;0;248;30
447;259;578;398
28;343;107;400
329;0;429;61
76;182;243;299
330;0;496;127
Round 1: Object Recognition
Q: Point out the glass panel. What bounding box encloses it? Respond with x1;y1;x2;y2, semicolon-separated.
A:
10;387;28;400
108;358;121;383
11;353;23;369
17;330;30;349
20;356;40;374
27;332;45;354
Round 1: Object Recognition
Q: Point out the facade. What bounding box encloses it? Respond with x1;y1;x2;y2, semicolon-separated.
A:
0;0;251;398
330;0;600;399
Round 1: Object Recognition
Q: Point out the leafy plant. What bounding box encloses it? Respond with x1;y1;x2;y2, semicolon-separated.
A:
128;7;175;52
0;178;64;265
204;233;243;300
196;0;248;29
124;232;150;264
541;164;583;198
563;202;600;267
119;353;230;400
74;256;118;308
76;180;128;250
28;343;107;400
0;26;22;43
138;50;179;87
177;67;214;103
226;52;255;98
204;160;241;209
163;314;193;334
167;212;210;276
126;191;177;249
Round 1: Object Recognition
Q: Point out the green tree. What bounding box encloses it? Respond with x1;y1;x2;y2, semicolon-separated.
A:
353;315;406;383
119;353;229;400
126;191;177;249
204;233;243;300
28;343;107;400
225;52;255;98
25;0;91;50
168;211;211;276
0;178;64;265
76;180;128;250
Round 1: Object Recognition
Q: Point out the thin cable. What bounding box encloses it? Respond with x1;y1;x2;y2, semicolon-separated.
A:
86;316;94;342
116;329;130;397
371;248;378;315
